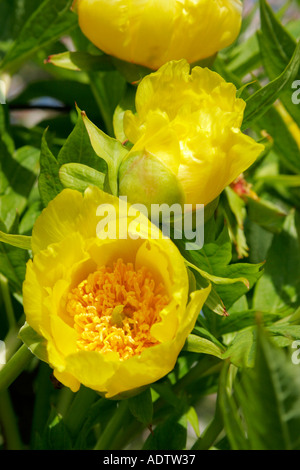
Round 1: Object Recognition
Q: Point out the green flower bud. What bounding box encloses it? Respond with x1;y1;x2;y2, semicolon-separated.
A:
118;150;185;212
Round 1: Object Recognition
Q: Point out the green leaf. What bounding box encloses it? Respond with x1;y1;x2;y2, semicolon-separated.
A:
128;388;153;427
111;57;152;84
184;334;224;359
242;41;300;130
0;217;30;292
18;322;48;363
257;106;300;174
46;51;115;72
179;225;263;314
235;326;300;450
59;163;105;192
81;109;129;196
0;230;31;250
215;309;283;337
143;413;187;451
258;0;300;124
254;211;300;312
38;132;64;207
46;411;73;450
0;0;42;44
39;111;109;205
0;141;39;231
226;34;260;78
185;260;249;288
87;70;127;137
57;110;108;175
258;174;300;188
0;0;77;74
268;324;300;342
186;406;201;439
221;187;249;259
0;240;29;292
246;197;287;234
223;327;257;368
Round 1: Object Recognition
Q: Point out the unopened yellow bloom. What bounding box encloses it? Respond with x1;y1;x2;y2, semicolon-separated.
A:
119;60;265;207
23;187;210;398
75;0;243;70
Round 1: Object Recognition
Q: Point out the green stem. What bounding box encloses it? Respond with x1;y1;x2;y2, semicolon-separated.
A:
0;344;32;393
88;72;114;137
191;413;223;450
0;390;23;449
56;387;75;419
173;356;222;394
109;357;223;450
94;400;129;450
4;326;22;361
0;275;15;329
30;363;53;447
64;386;98;438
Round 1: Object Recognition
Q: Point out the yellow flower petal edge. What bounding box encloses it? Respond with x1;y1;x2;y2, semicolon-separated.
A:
119;60;265;207
75;0;242;70
23;187;211;398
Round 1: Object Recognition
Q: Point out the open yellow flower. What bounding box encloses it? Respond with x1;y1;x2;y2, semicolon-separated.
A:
23;187;210;398
119;60;265;207
75;0;243;70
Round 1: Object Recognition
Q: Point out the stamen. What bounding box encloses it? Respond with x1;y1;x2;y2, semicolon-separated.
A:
66;259;169;360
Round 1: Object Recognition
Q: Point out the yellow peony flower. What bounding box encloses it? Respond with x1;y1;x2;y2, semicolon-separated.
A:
22;186;210;398
75;0;243;70
119;60;265;207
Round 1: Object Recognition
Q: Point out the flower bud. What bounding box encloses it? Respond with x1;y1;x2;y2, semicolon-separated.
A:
119;150;185;211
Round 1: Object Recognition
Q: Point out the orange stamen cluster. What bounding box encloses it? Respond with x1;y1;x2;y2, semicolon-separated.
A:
66;259;169;360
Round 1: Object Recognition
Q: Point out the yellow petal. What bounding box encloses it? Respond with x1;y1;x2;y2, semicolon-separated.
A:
77;0;242;69
23;233;89;335
32;187;119;255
